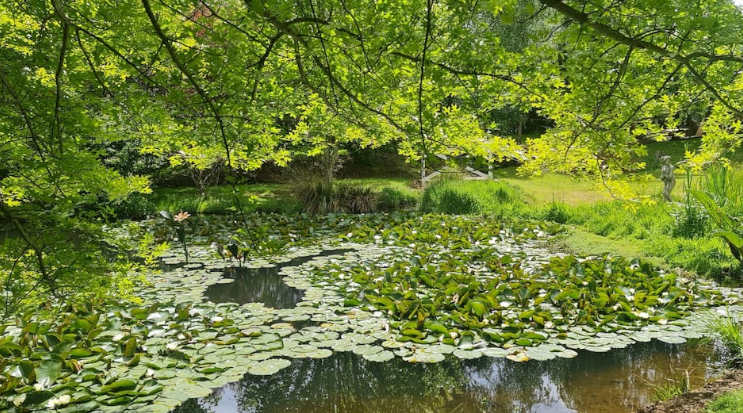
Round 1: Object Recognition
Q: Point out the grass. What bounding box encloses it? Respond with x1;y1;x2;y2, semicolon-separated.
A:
420;178;530;219
705;312;743;357
113;183;300;218
707;389;743;413
550;229;666;268
650;371;690;402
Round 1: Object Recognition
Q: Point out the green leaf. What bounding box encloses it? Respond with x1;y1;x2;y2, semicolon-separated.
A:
101;379;138;393
34;359;62;386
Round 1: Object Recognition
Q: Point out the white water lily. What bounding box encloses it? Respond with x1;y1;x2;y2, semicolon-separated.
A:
166;341;179;350
46;395;71;409
112;333;125;342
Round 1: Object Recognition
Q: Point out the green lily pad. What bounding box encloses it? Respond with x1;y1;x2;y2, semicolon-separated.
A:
248;358;292;376
363;350;394;362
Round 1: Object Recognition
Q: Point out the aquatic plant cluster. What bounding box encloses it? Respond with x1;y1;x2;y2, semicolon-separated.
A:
1;214;741;412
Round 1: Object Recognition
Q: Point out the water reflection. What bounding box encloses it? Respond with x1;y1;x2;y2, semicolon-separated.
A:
205;266;304;309
173;340;724;413
204;249;353;309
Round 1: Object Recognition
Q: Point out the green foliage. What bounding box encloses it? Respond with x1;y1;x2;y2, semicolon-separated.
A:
691;190;743;262
295;180;379;215
705;312;743;359
421;180;481;215
707;389;743;413
378;187;419;212
421;179;525;218
542;201;571;224
568;201;672;240
650;371;690;402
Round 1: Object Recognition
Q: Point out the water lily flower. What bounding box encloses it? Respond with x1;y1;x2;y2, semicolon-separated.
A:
46;395;71;409
173;210;190;222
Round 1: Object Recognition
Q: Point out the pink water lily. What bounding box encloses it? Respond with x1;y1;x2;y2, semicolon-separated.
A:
174;210;190;222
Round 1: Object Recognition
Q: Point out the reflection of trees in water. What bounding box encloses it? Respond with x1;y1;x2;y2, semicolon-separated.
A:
205;267;303;308
171;341;721;413
232;352;466;413
205;250;353;308
173;387;225;413
460;341;721;413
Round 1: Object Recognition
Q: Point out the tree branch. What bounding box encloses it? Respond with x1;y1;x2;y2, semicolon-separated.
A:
539;0;743;117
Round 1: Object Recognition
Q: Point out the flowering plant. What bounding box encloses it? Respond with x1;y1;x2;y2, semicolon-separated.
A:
160;210;190;263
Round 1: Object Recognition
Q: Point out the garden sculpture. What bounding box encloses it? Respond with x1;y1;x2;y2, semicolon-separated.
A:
660;156;676;202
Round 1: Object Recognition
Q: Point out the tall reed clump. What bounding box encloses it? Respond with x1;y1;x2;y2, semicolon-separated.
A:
705;311;743;365
295;180;379;214
420;178;525;219
672;167;709;239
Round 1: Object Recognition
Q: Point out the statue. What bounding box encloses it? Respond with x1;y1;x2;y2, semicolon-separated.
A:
660;156;675;202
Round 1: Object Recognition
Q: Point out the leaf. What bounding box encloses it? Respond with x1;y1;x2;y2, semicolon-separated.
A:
22;390;55;407
248;358;292;375
124;337;137;358
101;379;138;393
34;359;62;387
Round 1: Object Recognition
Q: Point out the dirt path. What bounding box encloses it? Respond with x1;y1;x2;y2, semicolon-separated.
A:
636;370;743;413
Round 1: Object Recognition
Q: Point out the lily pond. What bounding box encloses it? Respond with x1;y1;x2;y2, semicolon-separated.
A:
2;214;742;413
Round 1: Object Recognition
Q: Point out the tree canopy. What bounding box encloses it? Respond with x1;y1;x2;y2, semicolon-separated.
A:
2;0;743;310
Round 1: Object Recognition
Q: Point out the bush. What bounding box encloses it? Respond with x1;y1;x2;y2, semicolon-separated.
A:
111;193;157;219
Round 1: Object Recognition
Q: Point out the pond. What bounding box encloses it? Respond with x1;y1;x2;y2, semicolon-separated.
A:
173;340;724;413
5;214;740;413
184;249;727;413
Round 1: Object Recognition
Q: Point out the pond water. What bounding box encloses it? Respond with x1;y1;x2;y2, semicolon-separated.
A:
204;250;353;308
173;340;723;413
188;255;728;413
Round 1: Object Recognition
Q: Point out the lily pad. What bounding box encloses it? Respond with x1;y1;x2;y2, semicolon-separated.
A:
248;358;292;376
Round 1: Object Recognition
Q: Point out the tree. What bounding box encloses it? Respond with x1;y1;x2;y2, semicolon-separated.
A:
4;0;743;314
525;0;743;196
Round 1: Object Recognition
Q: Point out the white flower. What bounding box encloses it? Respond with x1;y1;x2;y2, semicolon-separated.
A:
211;316;224;323
34;383;45;391
112;333;125;342
46;395;71;409
166;341;179;350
